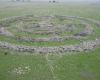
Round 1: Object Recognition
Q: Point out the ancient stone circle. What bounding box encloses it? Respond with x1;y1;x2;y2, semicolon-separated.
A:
0;15;100;54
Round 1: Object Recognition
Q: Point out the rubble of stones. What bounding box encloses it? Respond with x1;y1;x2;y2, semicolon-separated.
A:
0;27;14;36
10;66;31;75
0;15;100;54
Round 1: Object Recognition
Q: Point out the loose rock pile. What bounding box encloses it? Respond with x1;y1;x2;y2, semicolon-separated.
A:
10;66;31;75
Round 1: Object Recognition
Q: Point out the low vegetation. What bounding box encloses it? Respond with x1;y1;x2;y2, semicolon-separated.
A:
0;2;100;80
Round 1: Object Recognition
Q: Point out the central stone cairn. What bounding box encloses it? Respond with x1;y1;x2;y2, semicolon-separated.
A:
0;15;100;54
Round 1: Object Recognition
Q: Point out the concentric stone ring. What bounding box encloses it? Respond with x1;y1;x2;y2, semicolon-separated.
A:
0;15;100;54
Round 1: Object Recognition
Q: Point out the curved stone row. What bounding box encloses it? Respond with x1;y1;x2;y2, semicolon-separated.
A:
0;15;95;37
0;20;93;43
16;36;83;42
0;38;100;54
66;16;100;27
14;22;92;42
0;15;34;26
0;15;100;27
0;24;91;42
22;22;90;35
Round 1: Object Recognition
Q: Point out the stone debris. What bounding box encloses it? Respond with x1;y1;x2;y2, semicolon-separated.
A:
0;27;14;36
10;66;31;75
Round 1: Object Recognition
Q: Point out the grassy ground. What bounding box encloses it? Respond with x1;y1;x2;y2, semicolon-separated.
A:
0;48;100;80
0;2;100;80
0;3;100;20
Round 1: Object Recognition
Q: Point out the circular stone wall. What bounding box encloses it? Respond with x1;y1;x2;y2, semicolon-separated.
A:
0;15;100;54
